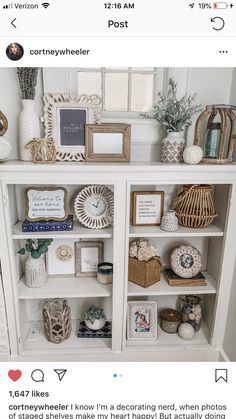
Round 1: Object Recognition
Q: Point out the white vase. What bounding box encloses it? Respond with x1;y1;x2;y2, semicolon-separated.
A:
25;254;47;288
161;132;185;163
85;315;106;331
160;210;179;232
19;99;40;161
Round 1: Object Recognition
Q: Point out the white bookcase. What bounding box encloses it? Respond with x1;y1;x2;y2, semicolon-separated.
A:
0;161;236;361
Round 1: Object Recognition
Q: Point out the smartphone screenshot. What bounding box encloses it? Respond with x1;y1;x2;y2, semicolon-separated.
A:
0;1;235;418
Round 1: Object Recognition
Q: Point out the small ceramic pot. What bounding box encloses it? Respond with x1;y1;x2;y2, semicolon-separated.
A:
160;210;179;232
161;132;185;163
97;262;113;285
85;315;106;331
160;309;182;334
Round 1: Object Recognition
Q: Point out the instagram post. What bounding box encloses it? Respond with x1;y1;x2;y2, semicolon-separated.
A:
0;48;236;419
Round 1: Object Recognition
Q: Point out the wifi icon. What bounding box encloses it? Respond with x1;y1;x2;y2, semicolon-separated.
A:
42;2;50;8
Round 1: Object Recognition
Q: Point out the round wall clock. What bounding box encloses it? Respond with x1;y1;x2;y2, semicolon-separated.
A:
74;185;114;229
170;245;202;278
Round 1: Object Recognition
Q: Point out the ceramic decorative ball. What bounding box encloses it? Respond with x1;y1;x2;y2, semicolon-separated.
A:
178;322;195;340
0;139;11;161
183;145;203;165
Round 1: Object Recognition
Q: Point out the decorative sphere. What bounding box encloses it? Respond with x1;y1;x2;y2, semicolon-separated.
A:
0;138;11;160
183;145;203;165
178;322;195;340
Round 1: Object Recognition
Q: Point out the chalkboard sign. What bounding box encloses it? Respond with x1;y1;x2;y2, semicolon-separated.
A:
25;187;68;222
58;108;87;147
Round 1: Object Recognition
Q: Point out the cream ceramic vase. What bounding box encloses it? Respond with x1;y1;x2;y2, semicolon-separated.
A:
161;131;185;163
19;99;40;161
25;254;47;288
160;210;179;232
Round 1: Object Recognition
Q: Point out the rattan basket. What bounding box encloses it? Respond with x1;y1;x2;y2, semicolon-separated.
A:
128;256;161;288
172;184;217;228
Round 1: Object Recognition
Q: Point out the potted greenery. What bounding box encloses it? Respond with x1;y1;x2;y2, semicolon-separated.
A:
18;239;53;288
84;305;106;330
17;67;40;161
149;78;201;163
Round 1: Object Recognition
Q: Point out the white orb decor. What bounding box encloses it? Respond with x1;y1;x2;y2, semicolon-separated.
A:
178;322;195;340
0;139;11;161
183;145;203;165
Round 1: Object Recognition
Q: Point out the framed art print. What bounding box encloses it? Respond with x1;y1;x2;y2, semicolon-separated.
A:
43;93;102;161
46;238;76;276
25;187;68;222
127;301;158;341
132;191;164;226
75;241;104;277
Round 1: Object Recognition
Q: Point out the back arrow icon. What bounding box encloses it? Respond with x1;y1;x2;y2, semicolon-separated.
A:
211;16;225;30
11;18;17;28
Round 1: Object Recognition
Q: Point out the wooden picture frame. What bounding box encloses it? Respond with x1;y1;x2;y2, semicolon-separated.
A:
25;187;68;222
127;301;158;341
132;191;164;226
43;93;102;162
85;123;131;162
75;241;104;277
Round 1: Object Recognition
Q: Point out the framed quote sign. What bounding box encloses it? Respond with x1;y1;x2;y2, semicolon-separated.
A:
132;191;164;226
43;93;102;162
25;187;68;222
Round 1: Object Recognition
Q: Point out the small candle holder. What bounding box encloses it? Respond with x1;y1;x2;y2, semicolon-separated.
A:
97;262;113;285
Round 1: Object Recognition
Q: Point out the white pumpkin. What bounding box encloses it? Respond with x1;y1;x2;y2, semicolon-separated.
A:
183;145;203;165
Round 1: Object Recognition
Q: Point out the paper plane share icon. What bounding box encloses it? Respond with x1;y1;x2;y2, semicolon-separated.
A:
54;369;67;381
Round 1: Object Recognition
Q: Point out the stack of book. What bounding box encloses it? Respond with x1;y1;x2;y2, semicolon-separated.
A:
22;215;74;232
164;268;207;286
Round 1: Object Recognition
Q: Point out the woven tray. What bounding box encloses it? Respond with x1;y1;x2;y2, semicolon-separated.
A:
128;256;161;288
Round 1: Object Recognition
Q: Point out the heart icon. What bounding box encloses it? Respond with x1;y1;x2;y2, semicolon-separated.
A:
8;370;22;382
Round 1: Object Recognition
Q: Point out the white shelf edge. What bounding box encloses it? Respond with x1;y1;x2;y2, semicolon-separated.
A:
12;221;113;239
21;320;112;352
127;272;217;296
18;276;112;299
126;322;210;349
129;223;224;238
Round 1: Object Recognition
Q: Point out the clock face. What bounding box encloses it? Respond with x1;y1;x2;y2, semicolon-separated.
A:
85;196;107;217
74;185;114;229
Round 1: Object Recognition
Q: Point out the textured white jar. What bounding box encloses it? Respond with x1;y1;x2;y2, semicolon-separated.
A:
160;210;179;232
19;99;40;161
25;254;47;288
161;132;185;163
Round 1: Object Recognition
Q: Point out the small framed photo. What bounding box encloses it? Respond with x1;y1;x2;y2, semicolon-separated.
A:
127;301;158;341
85;123;131;162
132;191;164;226
75;241;104;277
25;187;68;222
46;239;76;276
43;93;102;161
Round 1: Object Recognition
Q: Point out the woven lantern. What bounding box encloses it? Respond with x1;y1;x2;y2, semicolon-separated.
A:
194;105;236;164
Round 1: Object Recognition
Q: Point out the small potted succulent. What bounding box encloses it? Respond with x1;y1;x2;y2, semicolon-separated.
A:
18;238;53;288
84;305;106;331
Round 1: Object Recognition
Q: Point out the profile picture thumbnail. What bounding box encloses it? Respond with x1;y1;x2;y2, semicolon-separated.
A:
6;42;24;61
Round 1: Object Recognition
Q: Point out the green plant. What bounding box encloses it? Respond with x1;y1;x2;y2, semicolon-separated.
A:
147;78;201;132
84;305;105;324
18;239;53;259
17;67;39;100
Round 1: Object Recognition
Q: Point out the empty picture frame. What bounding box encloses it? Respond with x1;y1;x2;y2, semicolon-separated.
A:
75;241;104;277
85;123;131;162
